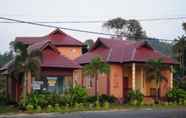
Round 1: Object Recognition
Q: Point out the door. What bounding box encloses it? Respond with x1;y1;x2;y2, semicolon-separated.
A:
57;77;64;93
123;77;129;98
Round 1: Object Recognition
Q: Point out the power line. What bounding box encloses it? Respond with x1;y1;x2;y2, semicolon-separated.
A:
0;17;174;42
0;16;186;24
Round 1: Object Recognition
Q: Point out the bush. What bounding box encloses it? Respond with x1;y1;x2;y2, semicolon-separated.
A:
166;88;186;104
86;95;117;104
26;104;34;112
127;90;144;105
64;86;87;106
0;96;7;105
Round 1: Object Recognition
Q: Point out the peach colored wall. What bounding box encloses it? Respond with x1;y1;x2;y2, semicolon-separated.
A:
98;74;108;95
109;64;123;99
160;67;171;97
57;47;82;60
143;67;172;97
73;69;83;86
82;73;108;96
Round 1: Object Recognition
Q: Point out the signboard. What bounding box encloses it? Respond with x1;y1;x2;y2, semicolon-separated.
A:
32;81;44;90
48;79;56;86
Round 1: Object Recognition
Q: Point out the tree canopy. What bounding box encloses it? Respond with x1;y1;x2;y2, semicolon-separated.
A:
103;17;146;40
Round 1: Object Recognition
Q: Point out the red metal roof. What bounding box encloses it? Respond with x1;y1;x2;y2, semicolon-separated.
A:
41;47;81;69
16;28;83;47
77;38;176;64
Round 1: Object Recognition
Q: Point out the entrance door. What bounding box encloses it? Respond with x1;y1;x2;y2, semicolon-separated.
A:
123;77;129;98
56;77;64;93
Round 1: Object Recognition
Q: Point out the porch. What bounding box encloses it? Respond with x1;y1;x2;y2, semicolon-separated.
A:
122;63;173;99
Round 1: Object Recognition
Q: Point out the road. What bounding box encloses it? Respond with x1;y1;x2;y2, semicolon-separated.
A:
1;108;186;118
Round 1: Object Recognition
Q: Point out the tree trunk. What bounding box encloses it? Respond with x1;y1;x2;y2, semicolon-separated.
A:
155;80;160;104
95;73;99;102
22;72;27;103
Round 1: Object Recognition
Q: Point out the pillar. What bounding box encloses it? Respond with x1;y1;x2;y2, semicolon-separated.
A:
132;63;136;90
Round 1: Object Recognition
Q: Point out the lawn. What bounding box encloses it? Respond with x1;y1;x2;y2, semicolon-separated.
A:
0;104;186;114
0;105;19;114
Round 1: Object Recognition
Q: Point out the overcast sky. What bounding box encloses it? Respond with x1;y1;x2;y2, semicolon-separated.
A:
0;0;185;53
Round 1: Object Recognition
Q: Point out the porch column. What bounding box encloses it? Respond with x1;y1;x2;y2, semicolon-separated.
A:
132;63;136;90
170;65;173;89
140;67;144;93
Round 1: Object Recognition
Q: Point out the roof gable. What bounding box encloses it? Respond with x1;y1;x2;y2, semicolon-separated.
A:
15;29;83;47
77;38;176;64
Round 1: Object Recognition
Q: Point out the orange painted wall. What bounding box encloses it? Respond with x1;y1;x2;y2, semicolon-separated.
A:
143;67;172;97
81;73;108;96
57;47;82;60
109;64;123;99
160;67;171;97
73;69;83;86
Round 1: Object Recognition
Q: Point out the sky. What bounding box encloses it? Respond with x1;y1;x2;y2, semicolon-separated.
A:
0;0;185;53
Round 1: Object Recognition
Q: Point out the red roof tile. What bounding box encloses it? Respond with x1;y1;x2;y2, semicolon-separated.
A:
42;48;81;69
16;28;83;47
77;38;176;64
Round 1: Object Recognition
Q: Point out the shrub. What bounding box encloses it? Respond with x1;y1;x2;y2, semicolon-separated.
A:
62;86;87;106
86;95;117;104
166;88;186;104
35;106;42;112
95;101;101;110
26;104;34;112
127;90;144;105
0;96;7;105
47;105;53;112
103;102;110;110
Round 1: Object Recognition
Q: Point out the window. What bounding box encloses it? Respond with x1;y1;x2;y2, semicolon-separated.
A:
86;75;93;88
47;77;64;93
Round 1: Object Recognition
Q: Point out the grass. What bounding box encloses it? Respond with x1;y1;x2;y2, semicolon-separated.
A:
0;105;19;114
0;104;185;114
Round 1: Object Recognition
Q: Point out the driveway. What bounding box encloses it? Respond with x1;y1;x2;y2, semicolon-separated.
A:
1;108;186;118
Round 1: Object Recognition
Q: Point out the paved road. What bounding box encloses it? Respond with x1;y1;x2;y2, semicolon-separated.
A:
1;108;186;118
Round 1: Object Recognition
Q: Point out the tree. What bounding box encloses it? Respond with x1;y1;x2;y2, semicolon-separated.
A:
103;17;146;40
172;23;186;78
173;35;186;73
83;57;110;101
9;41;41;101
82;39;94;53
183;22;186;32
146;59;166;103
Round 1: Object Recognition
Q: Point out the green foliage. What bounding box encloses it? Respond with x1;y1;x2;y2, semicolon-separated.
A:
103;17;146;40
19;86;87;111
86;95;117;104
0;96;8;105
0;51;13;66
146;59;165;103
95;100;101;110
83;57;110;101
47;105;53;112
63;86;87;106
127;90;144;105
103;102;110;110
26;104;34;112
83;57;110;77
166;88;186;104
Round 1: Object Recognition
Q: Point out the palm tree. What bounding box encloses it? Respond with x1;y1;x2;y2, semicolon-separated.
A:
83;57;110;101
173;35;186;71
146;59;166;103
8;41;41;101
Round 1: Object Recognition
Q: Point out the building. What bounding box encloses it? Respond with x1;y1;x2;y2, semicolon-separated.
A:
75;37;176;101
3;29;83;102
1;30;176;102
